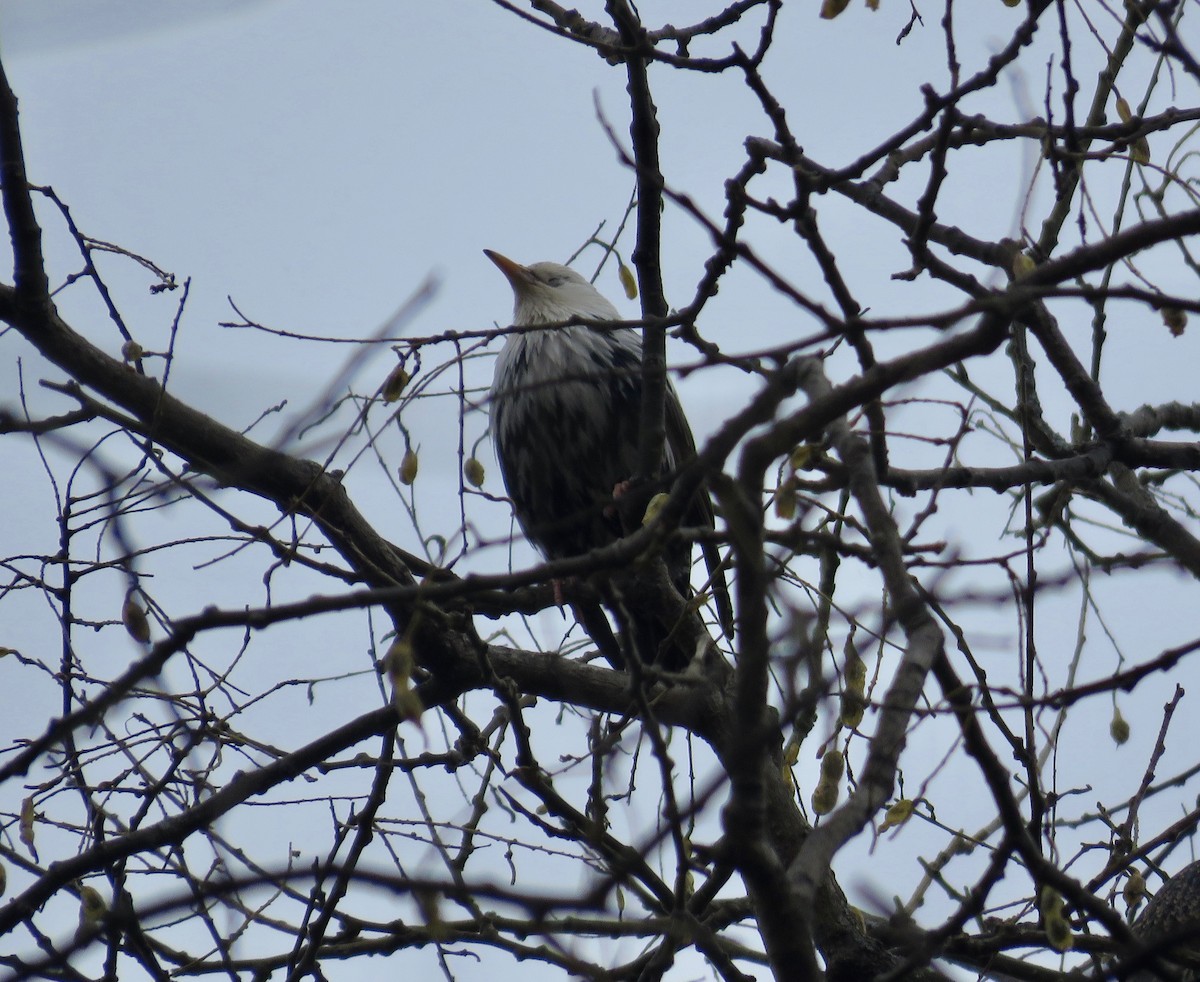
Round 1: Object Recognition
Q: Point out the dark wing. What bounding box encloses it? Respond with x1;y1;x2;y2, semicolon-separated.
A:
664;384;735;640
492;329;643;561
1137;861;1200;942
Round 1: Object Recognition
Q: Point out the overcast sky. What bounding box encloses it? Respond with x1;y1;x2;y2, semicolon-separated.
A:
1;3;1197;978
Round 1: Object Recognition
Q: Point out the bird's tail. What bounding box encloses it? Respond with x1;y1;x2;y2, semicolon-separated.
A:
701;541;735;642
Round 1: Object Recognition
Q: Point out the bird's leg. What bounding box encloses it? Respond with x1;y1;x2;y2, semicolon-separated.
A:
605;479;633;521
609;475;673;538
608;477;658;538
553;575;628;670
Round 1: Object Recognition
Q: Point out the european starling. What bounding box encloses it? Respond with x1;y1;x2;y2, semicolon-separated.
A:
485;250;732;668
1129;860;1200;980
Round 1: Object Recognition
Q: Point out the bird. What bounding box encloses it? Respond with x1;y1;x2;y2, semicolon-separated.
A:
1127;860;1200;980
484;249;732;669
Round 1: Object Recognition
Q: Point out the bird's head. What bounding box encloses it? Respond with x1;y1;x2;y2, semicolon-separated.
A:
485;250;621;326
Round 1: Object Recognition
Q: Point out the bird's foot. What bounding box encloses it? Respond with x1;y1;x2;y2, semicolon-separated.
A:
604;479;633;520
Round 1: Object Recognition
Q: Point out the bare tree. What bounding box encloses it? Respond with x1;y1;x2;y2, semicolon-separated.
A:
3;2;1200;979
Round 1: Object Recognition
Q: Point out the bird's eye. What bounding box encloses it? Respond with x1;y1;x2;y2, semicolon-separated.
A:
545;275;566;288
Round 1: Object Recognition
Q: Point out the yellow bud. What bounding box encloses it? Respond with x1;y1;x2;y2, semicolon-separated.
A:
840;690;865;729
122;591;151;643
0;860;6;898
386;640;423;724
19;797;34;855
1070;413;1087;444
1131;135;1150;165
393;687;424;724
1123;869;1146;908
878;798;914;833
1045;914;1073;952
781;740;801;781
75;884;107;942
121;339;144;362
79;886;107;923
820;0;852;18
774;474;798;519
952;831;975;855
820;748;844;780
1001;0;1021;6
1039;884;1064;916
1011;251;1037;279
385;639;414;690
1110;705;1130;745
642;492;670;526
1039;886;1074;952
774;487;797;520
840;641;867;727
846;661;867;690
381;364;410;403
1115;97;1133;123
399;450;419;485
0;647;13;657
618;263;638;301
812;778;840;815
812;750;844;815
464;457;485;488
1162;306;1187;337
789;444;816;471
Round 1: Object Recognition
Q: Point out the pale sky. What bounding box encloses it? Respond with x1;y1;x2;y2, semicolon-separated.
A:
1;3;1197;978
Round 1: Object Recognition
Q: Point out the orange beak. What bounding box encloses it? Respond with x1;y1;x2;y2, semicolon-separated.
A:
484;249;535;290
